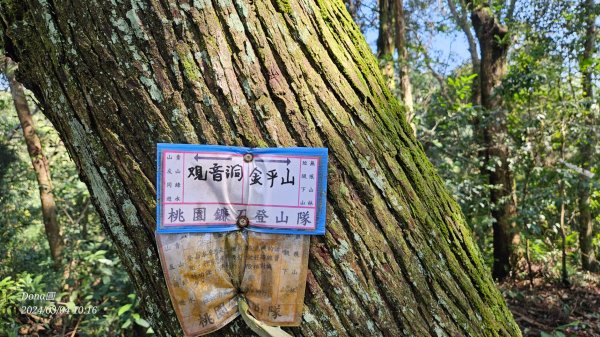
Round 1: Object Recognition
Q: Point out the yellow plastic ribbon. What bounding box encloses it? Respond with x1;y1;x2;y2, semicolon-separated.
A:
238;297;293;337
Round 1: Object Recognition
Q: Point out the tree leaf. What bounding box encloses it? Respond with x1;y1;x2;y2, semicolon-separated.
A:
118;303;132;316
135;318;150;328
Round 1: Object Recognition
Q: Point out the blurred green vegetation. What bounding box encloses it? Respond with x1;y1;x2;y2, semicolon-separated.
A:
405;0;600;284
0;91;152;336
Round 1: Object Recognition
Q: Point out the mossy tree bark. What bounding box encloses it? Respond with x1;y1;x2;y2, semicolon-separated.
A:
0;0;520;336
469;4;520;281
4;56;64;265
577;0;599;273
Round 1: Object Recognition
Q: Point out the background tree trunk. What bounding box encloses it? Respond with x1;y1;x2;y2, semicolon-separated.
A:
577;0;599;272
558;128;570;285
470;5;520;280
0;0;520;336
394;0;415;134
377;0;396;90
4;56;64;265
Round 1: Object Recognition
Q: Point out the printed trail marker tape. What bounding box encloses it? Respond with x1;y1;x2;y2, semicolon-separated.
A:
155;144;328;336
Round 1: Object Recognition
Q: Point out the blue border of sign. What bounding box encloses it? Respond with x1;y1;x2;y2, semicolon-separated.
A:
156;143;328;235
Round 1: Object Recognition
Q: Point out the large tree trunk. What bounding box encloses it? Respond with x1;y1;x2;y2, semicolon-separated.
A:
0;1;520;336
377;0;395;90
578;0;599;272
393;0;415;134
471;5;520;280
4;56;64;265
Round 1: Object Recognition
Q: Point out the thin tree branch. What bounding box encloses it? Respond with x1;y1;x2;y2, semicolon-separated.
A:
448;0;480;69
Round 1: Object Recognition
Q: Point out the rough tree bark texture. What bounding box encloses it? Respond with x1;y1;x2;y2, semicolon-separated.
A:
4;56;64;264
578;0;599;272
393;0;414;134
470;5;520;280
0;0;520;336
376;0;395;91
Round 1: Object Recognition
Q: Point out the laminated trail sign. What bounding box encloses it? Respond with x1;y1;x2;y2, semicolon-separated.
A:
155;144;328;336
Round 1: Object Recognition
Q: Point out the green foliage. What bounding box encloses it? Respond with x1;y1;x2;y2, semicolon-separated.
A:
404;0;600;277
0;90;151;336
115;294;153;333
417;68;495;255
0;274;42;320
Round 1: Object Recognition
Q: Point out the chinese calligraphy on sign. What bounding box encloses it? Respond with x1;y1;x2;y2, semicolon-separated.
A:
157;144;328;234
156;144;327;337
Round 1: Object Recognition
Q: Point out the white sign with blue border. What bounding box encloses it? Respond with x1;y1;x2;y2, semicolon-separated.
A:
156;144;328;235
